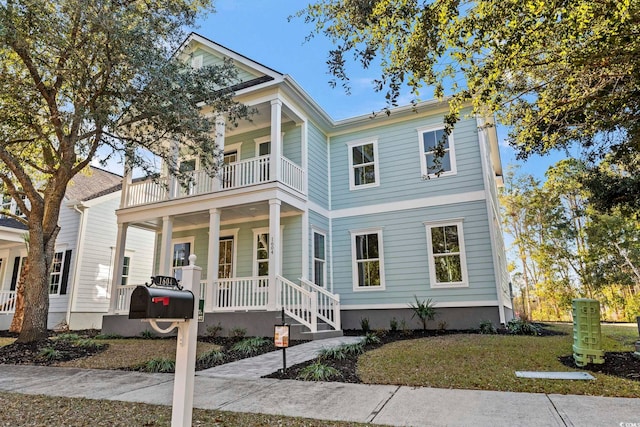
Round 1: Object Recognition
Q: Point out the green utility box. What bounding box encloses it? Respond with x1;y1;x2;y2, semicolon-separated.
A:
572;298;605;367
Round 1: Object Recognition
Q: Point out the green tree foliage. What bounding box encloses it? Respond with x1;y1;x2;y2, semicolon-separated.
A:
298;0;640;209
0;0;250;342
501;163;640;321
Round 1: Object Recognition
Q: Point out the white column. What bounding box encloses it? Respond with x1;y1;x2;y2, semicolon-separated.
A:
159;216;173;276
270;99;282;182
214;115;225;191
301;120;308;195
268;199;281;310
301;210;309;280
120;151;133;208
169;139;180;199
108;223;128;314
205;208;220;312
171;254;201;427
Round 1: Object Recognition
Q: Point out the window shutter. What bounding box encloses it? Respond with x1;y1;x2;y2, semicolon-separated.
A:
10;256;20;291
59;250;72;295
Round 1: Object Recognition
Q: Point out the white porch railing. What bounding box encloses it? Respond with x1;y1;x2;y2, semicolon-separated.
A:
277;276;318;333
0;290;16;314
124;155;304;208
114;284;138;314
213;277;269;311
299;278;341;331
281;157;305;193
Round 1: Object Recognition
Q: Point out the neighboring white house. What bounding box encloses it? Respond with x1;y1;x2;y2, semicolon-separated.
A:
101;33;512;339
0;167;154;330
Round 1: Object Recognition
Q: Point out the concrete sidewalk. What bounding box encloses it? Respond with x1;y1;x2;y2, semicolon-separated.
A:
0;337;638;426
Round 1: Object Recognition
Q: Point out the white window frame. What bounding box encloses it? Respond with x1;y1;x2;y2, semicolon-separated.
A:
121;255;131;286
252;227;270;278
312;229;327;288
347;138;380;190
218;228;239;279
350;227;385;291
49;251;65;295
223;142;242;163
171;237;195;280
254;135;271;157
424;219;469;288
417;125;457;178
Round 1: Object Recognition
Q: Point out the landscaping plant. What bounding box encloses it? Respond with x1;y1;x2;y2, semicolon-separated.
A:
409;296;437;330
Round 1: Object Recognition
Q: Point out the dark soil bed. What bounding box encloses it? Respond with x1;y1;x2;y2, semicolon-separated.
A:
559;352;640;381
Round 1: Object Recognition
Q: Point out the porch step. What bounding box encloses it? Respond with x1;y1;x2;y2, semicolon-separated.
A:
280;315;342;340
299;329;344;340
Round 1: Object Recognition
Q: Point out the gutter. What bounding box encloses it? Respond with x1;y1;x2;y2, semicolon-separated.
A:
65;201;88;328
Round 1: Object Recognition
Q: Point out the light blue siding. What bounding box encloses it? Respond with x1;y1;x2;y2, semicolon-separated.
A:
329;113;485;210
307;122;329;208
330;200;496;307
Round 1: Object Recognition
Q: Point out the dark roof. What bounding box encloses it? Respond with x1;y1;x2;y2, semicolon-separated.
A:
0;217;28;230
65;167;122;202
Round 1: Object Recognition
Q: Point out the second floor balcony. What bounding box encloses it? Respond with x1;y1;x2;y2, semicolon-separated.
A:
123;154;305;208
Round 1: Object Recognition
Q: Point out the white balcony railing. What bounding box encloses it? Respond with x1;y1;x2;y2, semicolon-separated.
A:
0;290;16;314
124;155;304;208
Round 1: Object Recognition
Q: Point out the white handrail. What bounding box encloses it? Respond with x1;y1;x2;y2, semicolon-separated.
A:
299;278;341;331
277;275;317;332
0;290;16;314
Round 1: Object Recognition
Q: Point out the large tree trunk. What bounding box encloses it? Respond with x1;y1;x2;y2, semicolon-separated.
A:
8;259;27;333
16;222;59;343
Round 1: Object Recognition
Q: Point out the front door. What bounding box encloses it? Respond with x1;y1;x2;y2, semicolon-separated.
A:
171;239;193;280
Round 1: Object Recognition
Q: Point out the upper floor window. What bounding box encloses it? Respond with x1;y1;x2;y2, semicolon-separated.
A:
424;220;468;288
418;126;457;178
347;139;379;190
350;228;385;290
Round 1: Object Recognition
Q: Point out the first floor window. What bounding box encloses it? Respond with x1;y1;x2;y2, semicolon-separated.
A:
351;229;385;290
425;221;468;287
219;237;234;278
313;231;326;287
49;252;64;294
255;232;269;277
121;256;131;286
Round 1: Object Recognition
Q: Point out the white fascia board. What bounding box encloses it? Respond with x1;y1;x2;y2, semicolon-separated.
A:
0;227;27;243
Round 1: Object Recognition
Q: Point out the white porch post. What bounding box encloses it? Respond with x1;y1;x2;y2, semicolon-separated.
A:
270;99;282;182
214;115;225;191
120;152;132;208
206;208;220;312
268;199;281;310
301;210;309;280
108;223;128;314
159;216;173;275
168;139;179;199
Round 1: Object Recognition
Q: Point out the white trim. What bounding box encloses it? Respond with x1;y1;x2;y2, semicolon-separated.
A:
349;227;385;291
346;138;380;190
191;54;203;69
170;236;195;279
333;190;486;219
424;219;469;288
223;142;242;160
341;300;500;310
219;227;239;278
416;124;457;178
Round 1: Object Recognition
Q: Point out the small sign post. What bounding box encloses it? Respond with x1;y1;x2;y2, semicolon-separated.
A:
275;308;290;373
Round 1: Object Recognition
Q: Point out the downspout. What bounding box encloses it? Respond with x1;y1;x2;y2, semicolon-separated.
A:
66;202;87;328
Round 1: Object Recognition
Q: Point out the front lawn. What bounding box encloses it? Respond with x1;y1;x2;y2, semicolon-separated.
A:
357;323;640;397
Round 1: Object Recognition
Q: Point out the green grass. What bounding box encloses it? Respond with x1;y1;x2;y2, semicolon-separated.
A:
357;323;640;397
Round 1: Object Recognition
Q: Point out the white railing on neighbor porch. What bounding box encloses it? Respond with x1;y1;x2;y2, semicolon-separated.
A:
299;278;341;331
0;290;16;314
214;277;269;311
124;155;304;208
114;284;138;314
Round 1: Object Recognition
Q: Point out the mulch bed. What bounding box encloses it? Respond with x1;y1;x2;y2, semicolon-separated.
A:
559;352;640;382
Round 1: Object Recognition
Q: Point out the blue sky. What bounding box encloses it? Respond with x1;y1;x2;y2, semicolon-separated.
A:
196;0;564;180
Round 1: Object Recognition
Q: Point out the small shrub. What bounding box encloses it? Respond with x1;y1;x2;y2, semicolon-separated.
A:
229;327;247;338
206;323;223;338
140;330;155;339
389;317;398;332
297;361;342;381
506;318;541;336
144;357;175;373
479;320;497;334
360;317;370;333
196;349;225;366
437;320;448;331
409;296;437;330
231;337;270;356
55;333;80;342
75;338;105;350
39;347;62;361
399;319;410;335
363;332;381;345
318;342;364;361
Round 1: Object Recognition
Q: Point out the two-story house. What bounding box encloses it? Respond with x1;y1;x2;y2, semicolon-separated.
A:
101;33;512;338
0;167;154;330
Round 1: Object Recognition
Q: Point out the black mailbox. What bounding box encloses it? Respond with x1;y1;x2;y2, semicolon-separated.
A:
129;286;195;320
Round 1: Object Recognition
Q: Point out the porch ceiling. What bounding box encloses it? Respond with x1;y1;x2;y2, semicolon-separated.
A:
132;200;300;230
224;102;299;136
